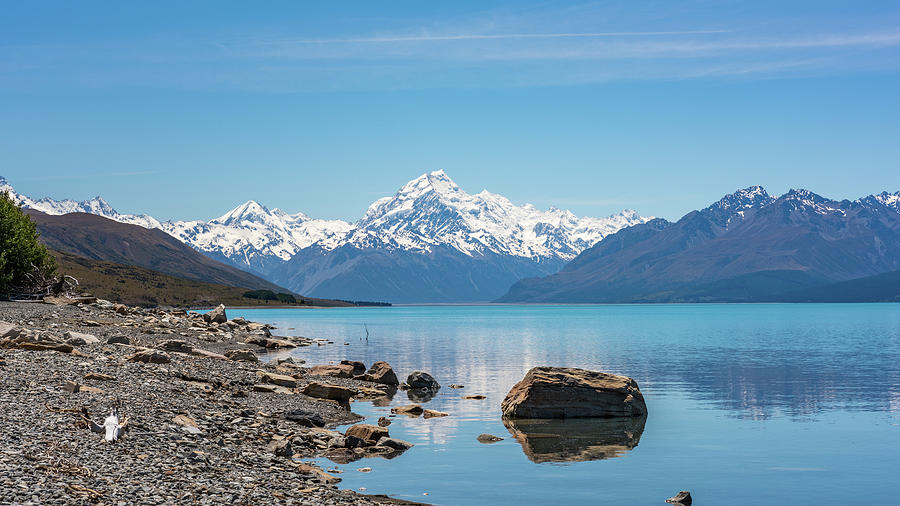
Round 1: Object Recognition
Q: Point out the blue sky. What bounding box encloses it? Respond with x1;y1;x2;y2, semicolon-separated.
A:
1;1;898;222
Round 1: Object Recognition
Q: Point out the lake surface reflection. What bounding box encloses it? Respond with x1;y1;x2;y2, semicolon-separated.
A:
232;304;900;505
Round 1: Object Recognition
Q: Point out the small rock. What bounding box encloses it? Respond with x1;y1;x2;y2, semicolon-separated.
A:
449;383;465;389
224;349;258;362
268;438;293;457
477;434;503;444
341;360;367;376
64;331;100;345
391;404;424;417
172;415;201;434
114;304;128;315
302;382;356;404
284;409;325;427
344;424;389;445
360;361;399;385
84;372;116;381
203;304;227;324
666;491;692;505
308;364;356;378
377;416;392;427
357;467;372;473
423;409;449;419
256;371;297;389
159;339;193;354
407;370;440;391
464;395;487;400
107;335;130;345
127;350;171;364
376;437;414;451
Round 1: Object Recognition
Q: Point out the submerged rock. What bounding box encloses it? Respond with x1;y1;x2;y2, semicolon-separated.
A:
501;367;647;419
477;434;503;444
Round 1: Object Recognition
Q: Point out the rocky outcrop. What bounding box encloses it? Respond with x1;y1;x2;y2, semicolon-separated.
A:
501;367;647;419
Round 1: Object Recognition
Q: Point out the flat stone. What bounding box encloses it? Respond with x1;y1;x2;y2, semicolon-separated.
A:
64;331;99;345
302;382;356;404
308;364;355;378
376;437;414;451
84;372;116;381
127;350;171;364
256;371;297;389
390;404;424;417
224;349;258;362
107;335;130;345
423;409;449;419
464;395;486;400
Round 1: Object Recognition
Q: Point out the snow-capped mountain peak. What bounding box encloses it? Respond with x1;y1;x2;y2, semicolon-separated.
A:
349;171;652;259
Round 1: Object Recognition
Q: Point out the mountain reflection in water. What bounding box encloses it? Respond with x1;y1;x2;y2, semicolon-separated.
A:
502;416;647;463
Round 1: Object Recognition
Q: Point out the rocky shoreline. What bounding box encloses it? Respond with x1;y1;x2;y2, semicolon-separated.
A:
0;300;424;505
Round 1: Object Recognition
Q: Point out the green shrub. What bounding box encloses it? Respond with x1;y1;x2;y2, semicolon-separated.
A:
0;192;57;294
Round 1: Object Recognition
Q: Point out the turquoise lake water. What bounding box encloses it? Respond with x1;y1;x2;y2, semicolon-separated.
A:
229;304;900;505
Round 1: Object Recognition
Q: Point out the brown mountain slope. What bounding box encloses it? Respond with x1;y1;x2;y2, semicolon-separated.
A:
52;250;354;308
26;210;288;293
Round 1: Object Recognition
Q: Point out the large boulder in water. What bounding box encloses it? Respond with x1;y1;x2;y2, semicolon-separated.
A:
501;367;647;419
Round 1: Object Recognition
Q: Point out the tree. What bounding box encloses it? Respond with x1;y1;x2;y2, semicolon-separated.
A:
0;191;57;295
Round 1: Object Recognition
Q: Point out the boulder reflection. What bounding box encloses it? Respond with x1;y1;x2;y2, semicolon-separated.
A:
503;416;646;463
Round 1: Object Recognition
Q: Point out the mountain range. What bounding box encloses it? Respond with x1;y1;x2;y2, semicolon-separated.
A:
499;186;900;303
2;172;649;302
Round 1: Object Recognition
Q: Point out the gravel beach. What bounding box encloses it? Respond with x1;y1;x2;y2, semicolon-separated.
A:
0;300;423;505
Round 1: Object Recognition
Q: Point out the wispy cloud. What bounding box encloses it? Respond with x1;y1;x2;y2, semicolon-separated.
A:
262;30;731;45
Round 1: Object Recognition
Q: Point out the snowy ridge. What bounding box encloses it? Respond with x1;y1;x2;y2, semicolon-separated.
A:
343;170;649;260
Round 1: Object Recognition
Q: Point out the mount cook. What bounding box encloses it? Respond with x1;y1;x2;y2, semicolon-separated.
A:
2;171;650;302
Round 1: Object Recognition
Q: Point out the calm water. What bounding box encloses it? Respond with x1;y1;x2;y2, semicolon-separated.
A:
230;304;900;505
